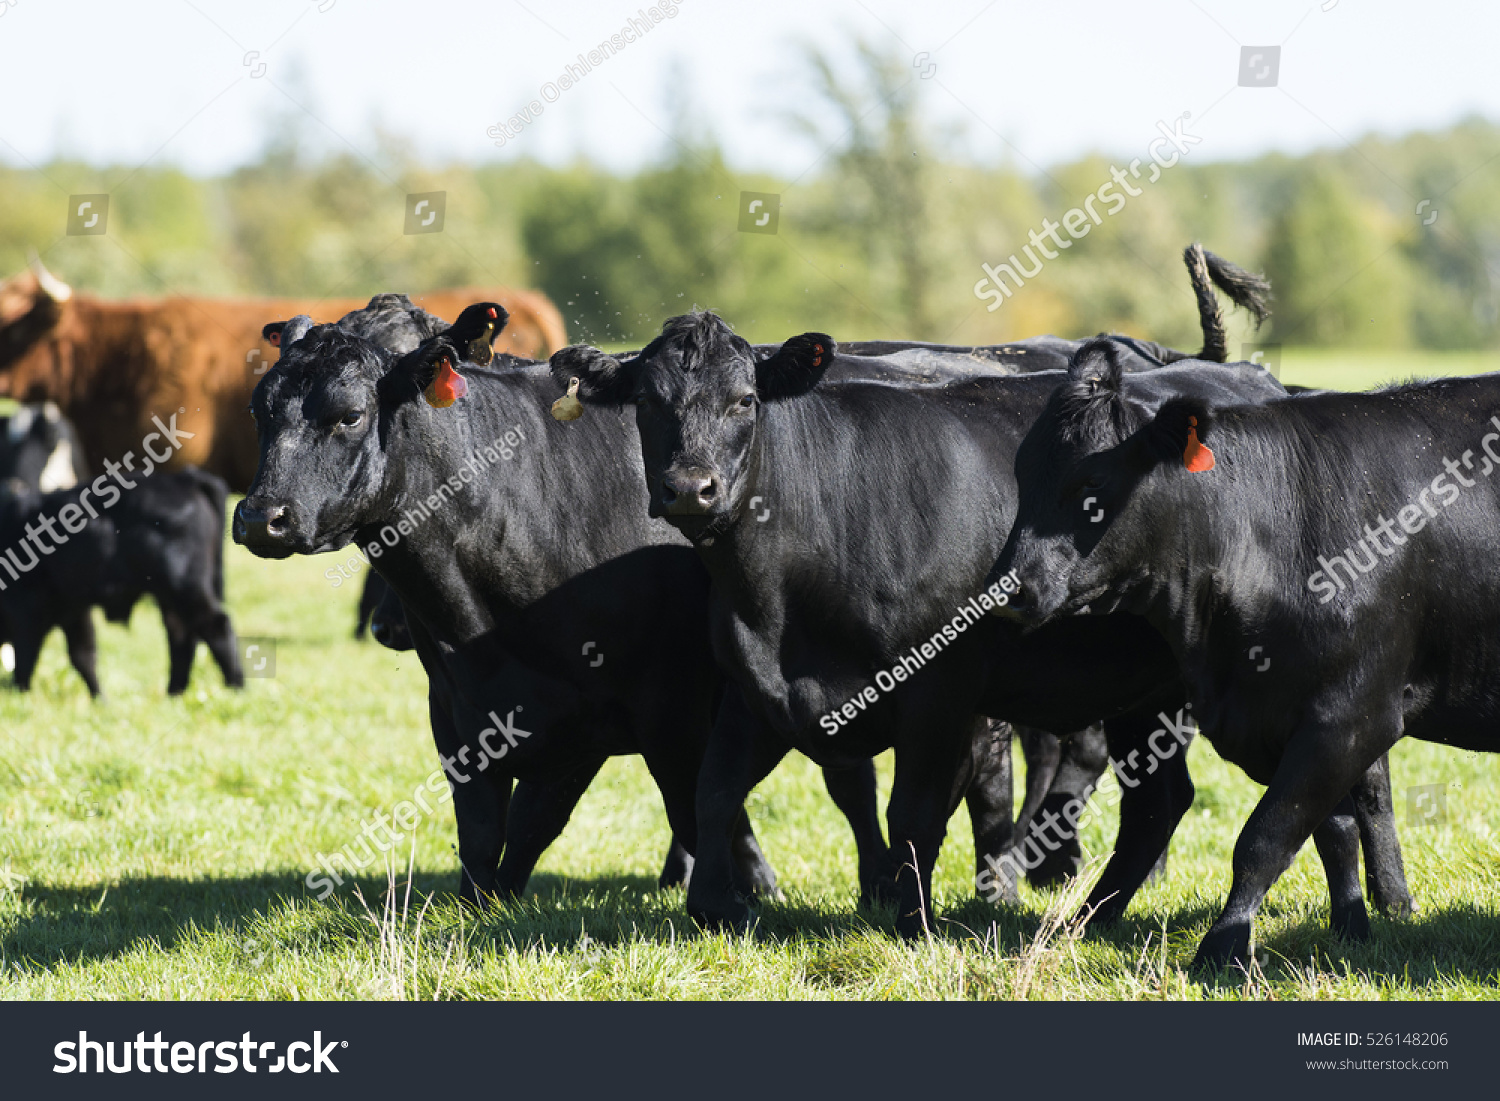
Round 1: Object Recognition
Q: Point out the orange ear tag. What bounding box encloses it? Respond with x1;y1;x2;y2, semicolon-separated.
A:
1183;415;1215;473
424;357;468;408
551;377;584;422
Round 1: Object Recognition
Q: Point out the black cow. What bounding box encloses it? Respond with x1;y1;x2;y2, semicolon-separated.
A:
551;306;1409;937
0;466;243;696
992;345;1492;969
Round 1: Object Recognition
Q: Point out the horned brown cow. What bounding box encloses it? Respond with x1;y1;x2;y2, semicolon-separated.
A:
0;257;566;490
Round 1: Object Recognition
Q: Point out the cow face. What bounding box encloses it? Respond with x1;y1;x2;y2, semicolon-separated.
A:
0;256;73;383
551;311;833;540
993;338;1214;625
235;301;505;558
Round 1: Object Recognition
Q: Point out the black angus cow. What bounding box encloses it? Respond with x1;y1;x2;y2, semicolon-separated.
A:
551;307;1409;937
234;303;907;906
0;466;243;695
992;346;1494;970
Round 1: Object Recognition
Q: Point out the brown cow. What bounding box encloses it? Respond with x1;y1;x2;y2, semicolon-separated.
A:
0;257;567;490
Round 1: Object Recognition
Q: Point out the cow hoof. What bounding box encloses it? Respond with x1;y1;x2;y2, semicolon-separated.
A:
1329;900;1371;942
1373;891;1416;920
894;908;933;940
861;873;902;910
1190;922;1252;975
688;897;754;935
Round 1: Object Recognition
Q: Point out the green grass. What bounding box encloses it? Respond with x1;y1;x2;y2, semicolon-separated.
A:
1;349;1498;1000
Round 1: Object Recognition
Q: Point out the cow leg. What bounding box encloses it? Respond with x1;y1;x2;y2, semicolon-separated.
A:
1081;708;1194;925
429;693;510;905
886;726;974;939
158;607;198;696
61;611;102;698
644;735;780;901
1310;792;1370;942
496;759;606;900
1193;725;1392;973
966;719;1018;904
355;573;385;640
1026;725;1109;888
196;607;244;688
1350;754;1413;916
1015;726;1061;831
660;836;694;890
728;808;780;899
820;760;891;906
686;690;789;932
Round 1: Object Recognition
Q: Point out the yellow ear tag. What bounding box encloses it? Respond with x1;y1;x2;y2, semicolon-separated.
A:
551;376;584;422
467;321;495;367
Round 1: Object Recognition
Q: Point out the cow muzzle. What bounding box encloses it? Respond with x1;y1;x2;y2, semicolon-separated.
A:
660;467;723;518
233;499;297;557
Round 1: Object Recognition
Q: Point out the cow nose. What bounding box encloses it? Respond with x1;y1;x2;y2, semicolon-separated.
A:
661;470;720;516
233;500;292;545
371;616;392;645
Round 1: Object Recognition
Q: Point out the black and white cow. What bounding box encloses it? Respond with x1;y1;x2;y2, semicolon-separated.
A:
551;310;1409;937
992;343;1491;969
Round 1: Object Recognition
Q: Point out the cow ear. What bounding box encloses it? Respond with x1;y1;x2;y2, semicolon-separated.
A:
1145;397;1216;473
549;345;639;406
378;339;466;408
1067;337;1127;394
444;302;510;367
755;333;835;399
264;315;313;352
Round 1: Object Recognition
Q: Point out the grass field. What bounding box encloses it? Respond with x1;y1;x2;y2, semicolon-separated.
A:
0;351;1497;1000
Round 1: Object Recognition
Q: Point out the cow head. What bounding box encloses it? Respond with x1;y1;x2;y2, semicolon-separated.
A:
0;402;82;492
0;255;74;386
550;311;833;540
991;338;1217;626
234;299;506;557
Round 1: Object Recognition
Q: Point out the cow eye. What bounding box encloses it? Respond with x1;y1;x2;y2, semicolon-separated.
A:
736;393;755;410
338;411;363;429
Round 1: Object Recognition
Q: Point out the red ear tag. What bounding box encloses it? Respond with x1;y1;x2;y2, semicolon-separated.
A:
424;356;468;408
811;343;824;367
486;306;498;319
1183;415;1215;473
268;331;281;347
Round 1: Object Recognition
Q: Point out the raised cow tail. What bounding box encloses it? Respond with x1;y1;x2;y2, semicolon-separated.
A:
1184;242;1273;362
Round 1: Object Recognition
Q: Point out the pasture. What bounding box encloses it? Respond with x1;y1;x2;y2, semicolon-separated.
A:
1;349;1497;1001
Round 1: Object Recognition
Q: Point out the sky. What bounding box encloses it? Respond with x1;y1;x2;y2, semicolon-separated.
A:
1;0;1497;177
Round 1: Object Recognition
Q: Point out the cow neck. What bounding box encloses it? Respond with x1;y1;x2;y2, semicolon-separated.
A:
367;369;656;644
698;387;969;632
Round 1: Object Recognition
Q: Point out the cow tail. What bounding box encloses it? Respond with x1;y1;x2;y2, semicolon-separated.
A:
1184;242;1228;363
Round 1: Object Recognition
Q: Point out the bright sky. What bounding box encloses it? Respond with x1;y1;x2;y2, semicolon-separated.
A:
1;0;1496;177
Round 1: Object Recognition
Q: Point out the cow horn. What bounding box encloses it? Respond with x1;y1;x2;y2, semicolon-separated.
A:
26;250;72;303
